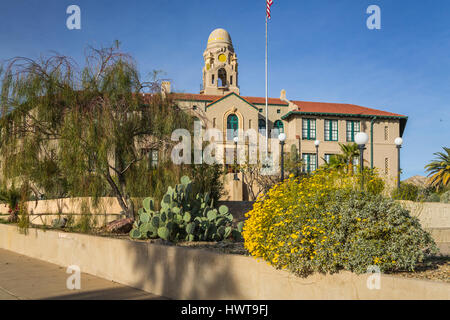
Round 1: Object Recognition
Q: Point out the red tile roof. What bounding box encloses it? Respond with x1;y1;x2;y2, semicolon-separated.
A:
290;100;406;118
169;92;406;118
243;96;288;106
170;93;288;106
170;93;219;102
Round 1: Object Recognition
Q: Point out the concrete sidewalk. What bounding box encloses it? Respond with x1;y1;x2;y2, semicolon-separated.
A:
0;248;167;300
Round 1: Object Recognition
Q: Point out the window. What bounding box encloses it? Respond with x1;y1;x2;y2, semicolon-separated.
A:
193;105;197;111
213;118;216;128
249;119;252;129
227;114;239;140
325;119;338;141
352;156;359;174
277;109;281;114
151;149;158;168
385;158;389;175
259;108;263;113
212;74;215;85
302;153;317;173
140;148;158;168
273;120;284;136
384;126;389;141
230;76;233;85
258;119;266;136
302;119;316;140
346;120;360;142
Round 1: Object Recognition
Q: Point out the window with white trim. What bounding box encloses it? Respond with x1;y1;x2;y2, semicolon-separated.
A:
346;120;360;142
302;119;316;140
302;153;317;173
324;119;338;141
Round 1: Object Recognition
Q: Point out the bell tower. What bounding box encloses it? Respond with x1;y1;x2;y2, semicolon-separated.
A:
201;28;239;96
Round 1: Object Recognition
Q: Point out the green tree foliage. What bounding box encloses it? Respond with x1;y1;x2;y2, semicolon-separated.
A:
440;190;450;203
322;154;346;171
190;164;225;205
391;182;419;201
425;147;450;191
338;142;360;175
285;144;303;177
0;45;196;218
0;185;21;222
321;143;360;175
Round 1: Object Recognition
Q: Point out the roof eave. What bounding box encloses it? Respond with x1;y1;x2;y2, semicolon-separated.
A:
281;110;408;121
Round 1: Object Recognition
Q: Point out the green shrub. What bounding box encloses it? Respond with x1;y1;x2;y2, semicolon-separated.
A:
425;193;441;203
243;170;438;277
130;176;243;242
0;187;21;222
441;190;450;203
391;183;419;201
366;173;385;195
190;164;225;205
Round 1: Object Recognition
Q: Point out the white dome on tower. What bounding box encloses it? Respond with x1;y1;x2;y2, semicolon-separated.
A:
206;28;233;50
202;28;239;95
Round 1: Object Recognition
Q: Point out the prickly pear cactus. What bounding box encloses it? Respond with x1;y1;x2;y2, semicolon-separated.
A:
129;176;242;242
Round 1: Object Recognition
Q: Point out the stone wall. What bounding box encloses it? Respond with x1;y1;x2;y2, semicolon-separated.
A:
1;198;448;231
0;224;448;300
0;197;125;227
399;200;450;229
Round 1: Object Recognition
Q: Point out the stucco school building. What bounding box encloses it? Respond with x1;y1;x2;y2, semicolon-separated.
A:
163;28;407;199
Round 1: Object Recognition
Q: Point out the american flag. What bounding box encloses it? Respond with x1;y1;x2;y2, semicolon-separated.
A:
266;0;274;19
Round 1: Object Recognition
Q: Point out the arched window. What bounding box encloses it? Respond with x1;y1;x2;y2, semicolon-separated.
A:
218;68;227;87
258;119;266;136
273;120;284;136
227;114;239;140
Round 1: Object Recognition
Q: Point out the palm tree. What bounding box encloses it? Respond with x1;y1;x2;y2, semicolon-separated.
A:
425;147;450;191
339;143;360;175
322;154;346;171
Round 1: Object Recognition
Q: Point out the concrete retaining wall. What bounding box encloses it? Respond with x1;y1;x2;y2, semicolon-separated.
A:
400;201;450;229
0;223;448;300
0;197;123;215
0;197;124;227
2;198;448;228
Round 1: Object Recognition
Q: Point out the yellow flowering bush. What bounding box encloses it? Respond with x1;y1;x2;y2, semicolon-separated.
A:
243;170;438;276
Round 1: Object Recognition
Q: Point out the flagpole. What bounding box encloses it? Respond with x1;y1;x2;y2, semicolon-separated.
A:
265;14;269;155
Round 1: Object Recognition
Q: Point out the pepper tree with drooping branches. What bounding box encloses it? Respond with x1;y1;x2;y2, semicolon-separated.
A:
0;43;197;218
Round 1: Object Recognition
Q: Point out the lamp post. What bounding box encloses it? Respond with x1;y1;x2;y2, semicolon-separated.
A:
395;137;403;189
278;133;286;181
314;140;320;171
233;136;239;181
355;132;369;190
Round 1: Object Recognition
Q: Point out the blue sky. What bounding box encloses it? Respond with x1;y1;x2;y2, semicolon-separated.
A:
0;0;449;179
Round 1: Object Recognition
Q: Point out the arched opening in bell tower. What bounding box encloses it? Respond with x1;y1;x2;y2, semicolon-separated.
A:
218;68;227;87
